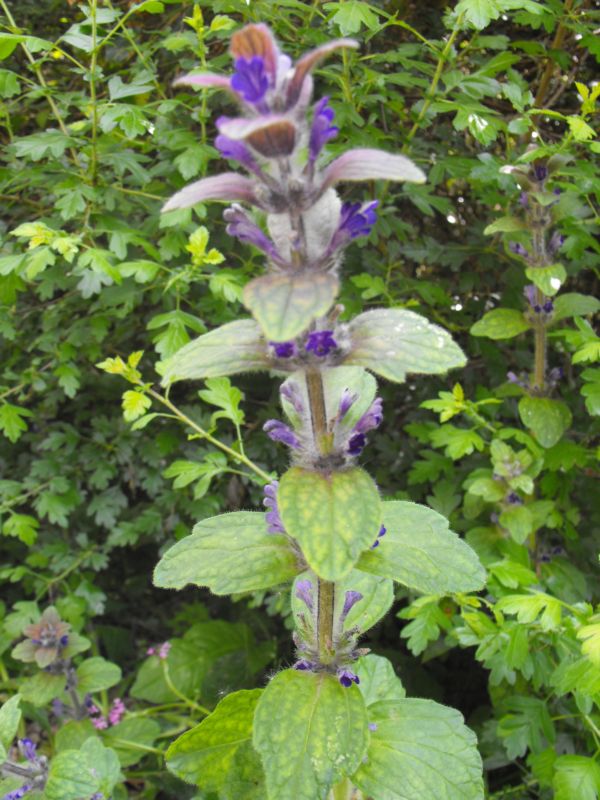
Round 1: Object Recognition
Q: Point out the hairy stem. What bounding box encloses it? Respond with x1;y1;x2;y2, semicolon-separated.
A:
305;368;336;661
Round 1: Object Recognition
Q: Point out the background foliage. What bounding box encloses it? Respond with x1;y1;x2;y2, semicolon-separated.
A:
0;0;598;798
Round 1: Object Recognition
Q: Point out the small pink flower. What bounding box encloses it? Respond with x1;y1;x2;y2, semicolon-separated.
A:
92;716;108;730
158;642;171;660
108;698;126;726
146;647;156;656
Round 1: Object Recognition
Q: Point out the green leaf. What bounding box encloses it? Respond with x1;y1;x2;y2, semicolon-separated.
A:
14;130;75;161
553;755;600;800
243;272;339;341
518;396;572;448
325;0;382;34
2;514;39;546
430;425;485;459
358;501;486;594
278;467;381;581
19;672;66;706
0;33;53;60
122;390;151;422
567;116;596;142
167;689;262;792
552;293;600;323
525;264;567;297
160;320;269;384
0;403;32;443
355;655;405;707
131;640;202;703
471;308;530;340
76;657;122;693
0;695;21;756
498;504;534;544
198;376;244;426
484;215;526;234
253;670;368;800
45;749;101;800
455;0;501;29
104;717;161;767
80;738;121;798
353;698;484;800
344;309;466;383
153;511;298;594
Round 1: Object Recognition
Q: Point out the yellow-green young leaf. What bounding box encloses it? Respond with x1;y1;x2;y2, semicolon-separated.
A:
577;618;600;666
355;655;405;707
153;512;299;594
253;670;368;800
278;468;381;581
344;309;466;383
498;504;534;545
553;755;600;800
358;501;486;594
483;215;526;234
353;698;484;800
0;694;21;756
525;263;567;296
291;570;393;636
518;396;572;448
166;689;262;793
471;308;530;340
567;116;596;141
497;593;562;631
160;319;270;384
122;390;151;422
243;272;339;341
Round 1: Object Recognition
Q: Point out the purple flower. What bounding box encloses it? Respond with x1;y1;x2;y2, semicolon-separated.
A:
534;164;548;182
339;388;357;420
18;739;37;762
263;419;301;449
506;492;522;505
231;56;269;104
523;284;537;308
548;366;563;387
3;787;31;800
295;579;314;611
263;481;286;534
327;201;378;254
337;668;360;688
305;330;337;357
280;381;304;414
347;432;366;456
543;300;554;314
270;341;296;359
370;524;387;549
340;590;363;622
519;192;528;208
368;722;378;731
549;231;565;254
509;242;528;257
354;398;383;434
215;135;259;173
293;659;315;671
309;96;338;163
224;205;283;262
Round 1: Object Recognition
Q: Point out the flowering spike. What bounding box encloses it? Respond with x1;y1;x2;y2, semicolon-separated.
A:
224;205;283;262
263;481;286;534
337;668;360;688
354;397;383;434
